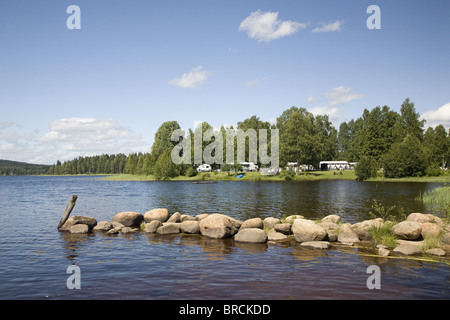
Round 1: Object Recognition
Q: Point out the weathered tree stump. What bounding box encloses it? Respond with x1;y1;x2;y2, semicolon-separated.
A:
57;195;78;230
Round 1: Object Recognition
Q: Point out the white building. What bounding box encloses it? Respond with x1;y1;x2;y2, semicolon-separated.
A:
319;161;351;171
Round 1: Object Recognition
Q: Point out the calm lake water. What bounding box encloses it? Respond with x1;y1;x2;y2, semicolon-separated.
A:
0;175;448;300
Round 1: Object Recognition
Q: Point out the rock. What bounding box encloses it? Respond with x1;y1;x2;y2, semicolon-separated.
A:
292;219;327;243
274;223;292;235
196;213;209;221
167;212;181;223
321;215;340;224
284;215;304;223
69;224;89;234
376;244;392;256
111;221;125;230
268;232;288;241
144;208;169;223
337;224;360;245
327;232;338;242
300;241;331;250
93;221;112;232
234;228;267;243
407;212;444;225
121;227;139;234
425;248;446;256
157;223;180;235
144;220;162;233
199;214;242;239
351;218;383;241
263;217;280;229
241;218;263;229
180;214;197;222
180;220;200;234
393;243;421;255
318;222;340;232
420;222;443;238
60;215;97;231
106;228;120;235
392;221;422;240
442;232;450;245
112;212;144;228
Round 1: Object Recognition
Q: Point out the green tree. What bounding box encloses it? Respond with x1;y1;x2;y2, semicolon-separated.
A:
154;148;179;180
125;153;138;174
355;156;378;181
424;125;448;167
151;121;181;161
383;134;428;178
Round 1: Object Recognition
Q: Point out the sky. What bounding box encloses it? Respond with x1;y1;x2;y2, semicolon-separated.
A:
0;0;449;164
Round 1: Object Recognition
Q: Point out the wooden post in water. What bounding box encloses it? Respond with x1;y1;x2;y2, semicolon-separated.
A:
57;195;78;230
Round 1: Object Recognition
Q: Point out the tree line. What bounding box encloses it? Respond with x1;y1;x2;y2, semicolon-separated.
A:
47;98;449;180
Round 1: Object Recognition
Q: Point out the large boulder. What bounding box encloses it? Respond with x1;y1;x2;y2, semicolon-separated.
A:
292;219;327;243
392;221;422;240
338;224;360;245
112;212;144;228
240;218;263;230
60;215;97;231
284;215;304;223
234;228;267;243
144;208;170;223
199;214;242;239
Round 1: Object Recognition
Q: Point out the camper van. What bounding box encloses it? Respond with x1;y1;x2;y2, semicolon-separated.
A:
241;162;258;172
196;164;212;172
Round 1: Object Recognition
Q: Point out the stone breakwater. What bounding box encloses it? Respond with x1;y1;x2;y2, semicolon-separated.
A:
58;210;450;258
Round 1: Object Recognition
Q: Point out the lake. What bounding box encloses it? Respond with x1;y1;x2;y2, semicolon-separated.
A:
0;175;448;300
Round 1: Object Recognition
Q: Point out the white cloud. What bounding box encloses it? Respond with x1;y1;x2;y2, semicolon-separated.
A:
239;10;307;43
308;106;342;124
0;118;147;164
169;66;211;89
312;20;344;33
306;95;317;104
324;86;365;107
420;102;450;129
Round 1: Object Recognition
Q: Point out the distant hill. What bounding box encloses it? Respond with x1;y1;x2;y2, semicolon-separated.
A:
0;159;51;175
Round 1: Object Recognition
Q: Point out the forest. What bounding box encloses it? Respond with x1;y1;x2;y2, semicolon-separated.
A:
41;98;450;180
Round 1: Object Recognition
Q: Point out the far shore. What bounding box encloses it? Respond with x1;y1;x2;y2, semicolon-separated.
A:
99;170;450;183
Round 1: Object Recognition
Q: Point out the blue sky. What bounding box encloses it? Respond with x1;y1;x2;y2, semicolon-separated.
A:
1;0;449;164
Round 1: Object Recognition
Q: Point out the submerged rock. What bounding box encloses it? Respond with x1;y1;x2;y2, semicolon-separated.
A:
393;243;421;256
300;241;331;250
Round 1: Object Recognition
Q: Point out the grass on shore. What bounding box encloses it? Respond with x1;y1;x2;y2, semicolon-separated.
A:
100;170;450;183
